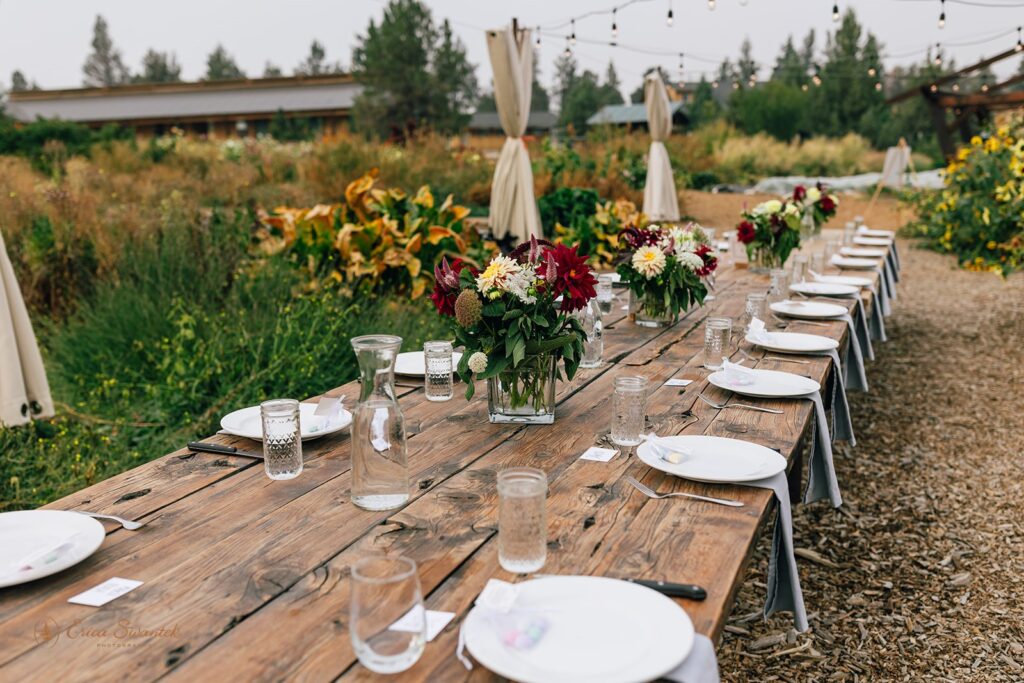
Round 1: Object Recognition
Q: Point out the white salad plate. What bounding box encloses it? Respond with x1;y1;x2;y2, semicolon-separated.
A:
853;236;892;247
830;255;878;270
0;510;106;588
789;282;859;298
394;350;463;376
708;367;820;398
812;274;873;288
463;575;695;683
746;331;838;354
636;434;787;484
857;227;895;238
220;402;351;441
770;300;847;320
840;247;887;258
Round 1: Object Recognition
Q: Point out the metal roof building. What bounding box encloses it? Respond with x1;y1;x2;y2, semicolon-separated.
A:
468;110;557;134
586;102;689;128
5;75;363;137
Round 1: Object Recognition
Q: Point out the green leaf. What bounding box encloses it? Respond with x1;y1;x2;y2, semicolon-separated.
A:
502;308;523;321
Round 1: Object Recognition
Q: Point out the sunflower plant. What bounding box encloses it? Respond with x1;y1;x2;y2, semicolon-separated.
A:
912;120;1024;276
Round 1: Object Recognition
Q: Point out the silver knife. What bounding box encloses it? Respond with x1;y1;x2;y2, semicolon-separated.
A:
187;441;263;459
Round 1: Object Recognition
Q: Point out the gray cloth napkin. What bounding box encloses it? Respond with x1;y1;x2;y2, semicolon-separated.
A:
887;248;900;282
875;267;893;317
665;634;720;683
851;297;875;361
868;290;887;342
747;471;808;632
837;312;869;392
881;260;897;301
802;391;843;507
892;242;901;271
822;348;855;445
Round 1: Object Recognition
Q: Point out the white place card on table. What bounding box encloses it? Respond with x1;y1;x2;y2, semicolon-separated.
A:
389;606;456;642
476;578;519;613
579;447;618;462
664;378;693;387
68;577;143;607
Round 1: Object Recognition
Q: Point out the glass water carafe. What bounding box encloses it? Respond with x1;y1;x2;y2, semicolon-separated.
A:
350;335;409;511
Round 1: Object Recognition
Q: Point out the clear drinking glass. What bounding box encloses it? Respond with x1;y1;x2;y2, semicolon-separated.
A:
260;399;303;480
809;251;825;275
701;226;717;244
350;555;426;674
351;335;409;511
577;299;603;369
497;468;548;573
768;268;790;305
824;239;840;264
843;221;857;245
596;274;616;315
853;215;865;228
743;292;768;333
611;376;649;446
703;317;733;371
791;255;808;284
423;340;453;402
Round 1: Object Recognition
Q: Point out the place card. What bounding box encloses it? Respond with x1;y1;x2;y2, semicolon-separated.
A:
389;606;455;642
314;395;342;418
68;577;143;607
580;446;618;462
476;578;519;613
664;378;693;387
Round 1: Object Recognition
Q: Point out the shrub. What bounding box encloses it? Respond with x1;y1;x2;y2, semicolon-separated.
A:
538;187;600;234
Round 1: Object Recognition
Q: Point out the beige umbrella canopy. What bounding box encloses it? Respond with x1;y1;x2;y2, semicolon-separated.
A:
0;229;54;427
641;73;681;222
485;25;541;241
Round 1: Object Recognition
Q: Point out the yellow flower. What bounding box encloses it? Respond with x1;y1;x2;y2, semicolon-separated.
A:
985;137;1000;153
986;241;997;250
982;208;990;225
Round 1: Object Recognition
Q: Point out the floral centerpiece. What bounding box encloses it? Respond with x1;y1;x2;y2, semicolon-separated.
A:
615;223;718;327
793;183;839;237
736;199;802;272
430;237;597;424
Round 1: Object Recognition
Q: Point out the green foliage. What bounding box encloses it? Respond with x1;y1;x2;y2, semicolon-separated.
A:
268;109;317;142
133;50;182;84
538;187;600;234
910;122;1024;275
351;0;478;139
730;81;808;140
82;14;130;87
204;44;246;81
0;116;131;175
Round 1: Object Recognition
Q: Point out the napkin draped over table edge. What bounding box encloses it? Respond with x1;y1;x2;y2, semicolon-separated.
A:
839;312;869;392
823;348;855;445
748;471;808;632
801;390;844;508
665;634;720;683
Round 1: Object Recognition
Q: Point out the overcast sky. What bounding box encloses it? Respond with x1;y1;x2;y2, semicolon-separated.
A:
1;0;1021;95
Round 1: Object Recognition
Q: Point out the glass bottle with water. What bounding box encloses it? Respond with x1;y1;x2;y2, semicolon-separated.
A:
577;298;603;369
350;335;409;511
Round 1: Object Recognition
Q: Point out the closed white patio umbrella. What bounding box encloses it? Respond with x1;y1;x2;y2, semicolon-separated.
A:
0;229;54;426
642;73;681;222
485;25;541;241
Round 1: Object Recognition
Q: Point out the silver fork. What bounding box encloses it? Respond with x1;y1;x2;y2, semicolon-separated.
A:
737;347;810;365
697;393;785;414
625;476;744;508
772;314;830;328
73;511;151;530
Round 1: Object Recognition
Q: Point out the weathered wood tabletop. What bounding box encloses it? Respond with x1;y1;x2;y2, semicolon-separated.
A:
0;252;890;682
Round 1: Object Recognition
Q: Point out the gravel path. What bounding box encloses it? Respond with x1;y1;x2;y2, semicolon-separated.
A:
717;242;1024;681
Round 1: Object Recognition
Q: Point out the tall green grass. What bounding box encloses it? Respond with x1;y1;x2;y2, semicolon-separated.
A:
0;206;447;511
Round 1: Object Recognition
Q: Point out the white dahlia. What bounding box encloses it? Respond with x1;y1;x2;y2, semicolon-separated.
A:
475;255;521;294
677;251;705;272
632;245;667;279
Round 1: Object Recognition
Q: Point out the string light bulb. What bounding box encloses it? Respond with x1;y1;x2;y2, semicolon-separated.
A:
667;1;674;26
951;82;959;92
981;83;990;92
1017;26;1023;52
867;67;876;77
708;0;716;11
611;9;618;38
712;79;719;89
938;0;945;29
933;44;942;66
832;2;840;22
535;27;541;48
563;36;572;57
570;19;576;45
732;80;739;89
930;83;938;92
678;53;684;79
801;83;809;91
875;81;882;91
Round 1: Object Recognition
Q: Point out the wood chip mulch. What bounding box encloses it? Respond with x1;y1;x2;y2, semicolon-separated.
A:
717;243;1024;682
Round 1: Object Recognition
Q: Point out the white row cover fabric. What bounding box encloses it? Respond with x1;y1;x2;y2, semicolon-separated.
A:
486;25;541;241
642;73;680;222
0;228;54;426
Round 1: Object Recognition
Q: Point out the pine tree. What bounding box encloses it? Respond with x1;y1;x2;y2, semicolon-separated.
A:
263;63;284;78
736;38;758;83
531;52;550;112
134;50;182;83
295;40;341;76
552;51;579;111
602;61;624;104
82;15;130;87
773;36;805;87
205;45;246;81
10;70;29;92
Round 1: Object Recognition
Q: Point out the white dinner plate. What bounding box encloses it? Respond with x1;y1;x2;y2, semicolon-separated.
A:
812;274;873;288
0;510;106;588
464;575;694;683
746;331;839;354
636;434;787;484
830;255;878;270
853;236;892;247
840;247;887;258
394;351;463;376
597;271;622;284
857;227;895;238
771;300;847;320
708;367;820;398
220;402;352;441
789;282;859;298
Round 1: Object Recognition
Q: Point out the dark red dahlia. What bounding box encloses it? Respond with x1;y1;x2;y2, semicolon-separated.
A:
621;226;661;250
792;185;807;202
819;195;836;213
510;236;555;263
694;243;718;277
430;257;465;316
736;220;756;244
547;243;597;312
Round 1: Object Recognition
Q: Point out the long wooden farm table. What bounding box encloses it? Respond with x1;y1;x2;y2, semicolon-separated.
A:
0;257;889;682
